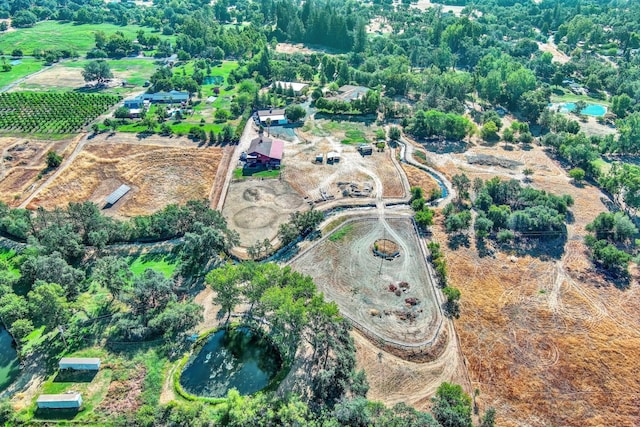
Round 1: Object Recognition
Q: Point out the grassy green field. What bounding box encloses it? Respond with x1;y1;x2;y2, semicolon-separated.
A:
0;58;45;89
550;90;611;106
128;253;178;278
0;21;167;56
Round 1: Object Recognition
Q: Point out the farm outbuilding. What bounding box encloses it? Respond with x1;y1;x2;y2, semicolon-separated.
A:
36;393;83;409
256;109;287;126
104;184;131;207
358;144;373;156
59;357;101;371
327;151;341;163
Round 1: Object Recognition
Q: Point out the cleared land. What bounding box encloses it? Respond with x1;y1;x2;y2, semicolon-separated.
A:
423;140;640;426
288;118;405;201
221;179;307;246
29;133;222;217
291;217;441;346
0;136;76;206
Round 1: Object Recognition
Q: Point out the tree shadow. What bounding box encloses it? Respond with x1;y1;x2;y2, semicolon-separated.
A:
421;139;470;154
498;235;567;260
53;369;98;383
476;238;495;258
448;233;470;250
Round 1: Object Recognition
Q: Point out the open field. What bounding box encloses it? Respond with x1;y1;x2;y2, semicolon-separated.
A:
0;22;167;56
291;217;442;346
0;58;45;90
401;163;441;196
421;140;640;426
28;133;223;217
0;136;77;206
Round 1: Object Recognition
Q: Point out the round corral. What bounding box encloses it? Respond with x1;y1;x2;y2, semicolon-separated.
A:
290;217;444;351
373;239;400;259
233;206;277;229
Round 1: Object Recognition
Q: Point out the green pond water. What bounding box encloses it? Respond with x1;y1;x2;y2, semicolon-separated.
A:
179;327;282;398
0;327;19;393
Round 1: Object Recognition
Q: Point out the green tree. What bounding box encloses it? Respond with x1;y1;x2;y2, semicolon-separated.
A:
569;167;586;183
82;60;113;85
452;174;471;201
415;208;435;229
388;126;401;141
46;150;63;168
28;282;70;329
148;301;203;340
285;104;306;122
431;382;473;427
92;256;133;301
206;264;241;323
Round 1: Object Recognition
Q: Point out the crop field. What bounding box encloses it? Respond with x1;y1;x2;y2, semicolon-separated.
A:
423;141;640;426
0;92;119;136
29;134;223;217
0;21;168;56
290;217;442;346
0;58;45;90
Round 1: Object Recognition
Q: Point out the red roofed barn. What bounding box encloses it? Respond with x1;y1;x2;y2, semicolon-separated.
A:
246;135;284;168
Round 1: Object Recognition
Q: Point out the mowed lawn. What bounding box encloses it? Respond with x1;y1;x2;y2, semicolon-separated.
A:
0;21;166;55
0;58;45;89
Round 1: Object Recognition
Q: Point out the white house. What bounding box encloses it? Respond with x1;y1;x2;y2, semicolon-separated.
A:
59;357;101;371
257;109;287;126
37;393;83;409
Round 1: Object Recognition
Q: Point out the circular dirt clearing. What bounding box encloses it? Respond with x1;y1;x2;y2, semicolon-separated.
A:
373;239;400;258
243;186;277;202
274;192;304;209
234;206;277;228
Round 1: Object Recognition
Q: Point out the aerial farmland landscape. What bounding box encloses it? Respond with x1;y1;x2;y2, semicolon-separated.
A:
0;0;640;426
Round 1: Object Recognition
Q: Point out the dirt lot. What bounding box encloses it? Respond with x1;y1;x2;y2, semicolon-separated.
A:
423;141;640;426
0;136;76;206
29;133;222;217
291;217;441;345
221;179;307;247
287;119;405;201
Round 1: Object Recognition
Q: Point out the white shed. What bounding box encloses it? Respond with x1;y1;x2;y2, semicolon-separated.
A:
59;357;101;371
37;393;83;409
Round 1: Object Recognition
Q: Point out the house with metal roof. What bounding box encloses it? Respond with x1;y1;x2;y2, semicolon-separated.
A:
256;109;287;126
246;135;284;168
272;81;309;95
123;91;189;109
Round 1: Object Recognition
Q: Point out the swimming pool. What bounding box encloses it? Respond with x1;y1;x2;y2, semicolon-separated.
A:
557;103;607;117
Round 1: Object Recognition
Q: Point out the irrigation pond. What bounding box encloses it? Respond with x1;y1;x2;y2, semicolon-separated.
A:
179;327;282;398
0;327;19;393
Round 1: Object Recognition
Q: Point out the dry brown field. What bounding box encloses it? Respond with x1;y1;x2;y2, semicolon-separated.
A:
0;136;76;206
422;141;640;426
29;134;222;217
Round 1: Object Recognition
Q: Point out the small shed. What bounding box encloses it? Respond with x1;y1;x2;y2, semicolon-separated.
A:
37;393;83;409
59;357;101;371
327;151;341;163
357;144;373;156
104;184;131;207
315;154;324;164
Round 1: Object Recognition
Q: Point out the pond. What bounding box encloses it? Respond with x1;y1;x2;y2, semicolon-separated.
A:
555;102;607;117
0;327;19;393
179;327;282;398
203;75;224;85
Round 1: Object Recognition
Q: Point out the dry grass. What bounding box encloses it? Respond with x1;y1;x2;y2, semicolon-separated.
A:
427;142;640;426
30;137;223;217
0;136;76;206
98;368;145;416
401;163;441;196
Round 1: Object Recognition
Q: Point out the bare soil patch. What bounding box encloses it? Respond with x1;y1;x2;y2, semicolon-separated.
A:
29;134;223;217
427;141;640;426
222;179;307;246
291;217;442;345
12;65;86;90
98;368;145;416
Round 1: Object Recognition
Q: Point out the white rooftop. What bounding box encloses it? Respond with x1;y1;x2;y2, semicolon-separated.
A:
37;393;82;403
